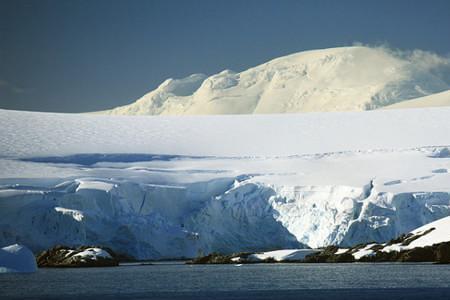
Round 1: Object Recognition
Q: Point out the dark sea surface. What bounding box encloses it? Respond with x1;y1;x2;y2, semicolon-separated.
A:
1;262;450;300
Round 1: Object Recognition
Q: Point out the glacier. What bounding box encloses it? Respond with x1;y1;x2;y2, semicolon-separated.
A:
1;108;450;259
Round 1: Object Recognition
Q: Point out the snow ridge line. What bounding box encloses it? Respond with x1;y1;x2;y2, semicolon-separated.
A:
5;145;450;164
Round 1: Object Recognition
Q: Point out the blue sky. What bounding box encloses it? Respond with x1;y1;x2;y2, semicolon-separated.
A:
1;0;450;112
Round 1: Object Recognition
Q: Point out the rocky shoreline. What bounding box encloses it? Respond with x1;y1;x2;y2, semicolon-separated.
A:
29;216;450;267
188;236;450;265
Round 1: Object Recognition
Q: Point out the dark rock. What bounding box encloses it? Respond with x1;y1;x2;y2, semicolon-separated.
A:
401;228;435;246
187;251;274;264
384;234;410;246
399;246;435;262
187;252;233;264
332;252;355;263
436;242;450;264
359;250;400;262
302;246;355;263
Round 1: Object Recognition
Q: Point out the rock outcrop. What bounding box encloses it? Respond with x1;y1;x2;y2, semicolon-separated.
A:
36;245;119;268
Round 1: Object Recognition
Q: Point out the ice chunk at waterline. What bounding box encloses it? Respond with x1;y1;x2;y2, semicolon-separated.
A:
0;244;37;273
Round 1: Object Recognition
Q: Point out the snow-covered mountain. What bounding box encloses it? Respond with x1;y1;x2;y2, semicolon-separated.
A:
102;46;450;115
1;107;450;259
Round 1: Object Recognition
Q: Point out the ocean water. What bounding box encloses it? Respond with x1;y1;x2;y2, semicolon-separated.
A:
1;262;450;300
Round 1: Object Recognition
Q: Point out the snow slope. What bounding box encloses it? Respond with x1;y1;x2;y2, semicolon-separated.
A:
3;107;450;158
1;108;450;258
382;90;450;110
247;249;319;262
103;46;450;115
72;248;112;260
0;244;37;273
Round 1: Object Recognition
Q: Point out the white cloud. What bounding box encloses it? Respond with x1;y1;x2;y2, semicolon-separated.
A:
351;42;450;82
